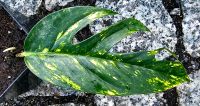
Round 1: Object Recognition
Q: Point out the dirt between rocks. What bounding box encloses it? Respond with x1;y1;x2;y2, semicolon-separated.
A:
0;8;26;96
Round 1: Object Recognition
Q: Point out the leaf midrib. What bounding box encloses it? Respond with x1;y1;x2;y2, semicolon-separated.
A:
23;51;138;67
23;51;161;73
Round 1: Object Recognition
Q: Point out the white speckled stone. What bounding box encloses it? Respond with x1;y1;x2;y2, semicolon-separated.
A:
91;0;177;105
0;0;42;16
177;70;200;106
45;0;74;11
179;3;200;105
182;0;200;57
95;93;166;106
0;0;74;16
18;81;75;97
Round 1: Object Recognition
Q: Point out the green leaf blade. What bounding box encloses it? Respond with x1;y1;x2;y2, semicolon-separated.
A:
23;6;189;96
74;18;149;54
24;50;188;95
24;6;116;52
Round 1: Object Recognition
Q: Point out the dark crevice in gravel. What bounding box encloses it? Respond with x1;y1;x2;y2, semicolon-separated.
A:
163;88;179;106
162;0;200;105
162;0;182;106
162;1;200;75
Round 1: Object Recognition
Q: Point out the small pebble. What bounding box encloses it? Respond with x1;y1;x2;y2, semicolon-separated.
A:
170;8;181;15
3;47;16;52
8;76;11;79
7;31;11;34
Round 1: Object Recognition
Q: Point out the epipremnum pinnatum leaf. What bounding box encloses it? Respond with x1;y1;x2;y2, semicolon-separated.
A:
22;6;189;96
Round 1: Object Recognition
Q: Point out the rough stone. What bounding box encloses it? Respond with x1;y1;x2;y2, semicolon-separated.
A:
19;81;74;97
0;0;42;16
182;0;200;57
95;93;166;106
45;0;74;11
177;70;200;106
0;0;74;16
